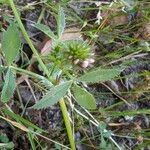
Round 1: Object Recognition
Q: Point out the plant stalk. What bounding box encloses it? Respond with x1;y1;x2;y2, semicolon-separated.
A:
8;0;49;76
8;1;76;149
59;99;76;150
10;66;46;80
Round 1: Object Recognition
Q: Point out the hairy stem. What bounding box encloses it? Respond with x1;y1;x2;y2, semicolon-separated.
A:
59;99;76;150
8;1;76;149
10;66;46;80
8;0;49;76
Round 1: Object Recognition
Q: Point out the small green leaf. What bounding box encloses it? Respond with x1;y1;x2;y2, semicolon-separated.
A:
1;68;16;103
34;23;57;40
0;134;9;143
72;84;96;110
78;68;121;83
2;23;21;65
32;81;72;109
57;7;65;38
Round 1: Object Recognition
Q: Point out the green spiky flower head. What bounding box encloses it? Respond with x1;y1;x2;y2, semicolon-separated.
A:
65;40;91;61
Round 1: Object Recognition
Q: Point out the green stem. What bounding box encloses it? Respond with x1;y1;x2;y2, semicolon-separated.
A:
37;7;46;24
8;1;76;149
59;99;76;150
9;0;49;76
10;66;46;80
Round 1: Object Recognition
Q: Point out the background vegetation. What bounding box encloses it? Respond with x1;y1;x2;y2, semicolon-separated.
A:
0;0;149;149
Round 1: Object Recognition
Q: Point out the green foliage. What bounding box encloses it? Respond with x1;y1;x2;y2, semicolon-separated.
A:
3;1;149;149
32;81;72;109
31;6;121;112
78;68;122;83
0;134;9;143
34;23;57;40
0;142;14;149
0;0;7;4
98;123;112;138
57;6;65;38
108;109;150;117
0;66;5;74
0;0;3;3
34;6;65;40
27;132;36;150
72;84;96;109
1;68;16;103
0;133;14;149
34;7;91;70
48;40;91;69
2;22;21;65
97;123;113;150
